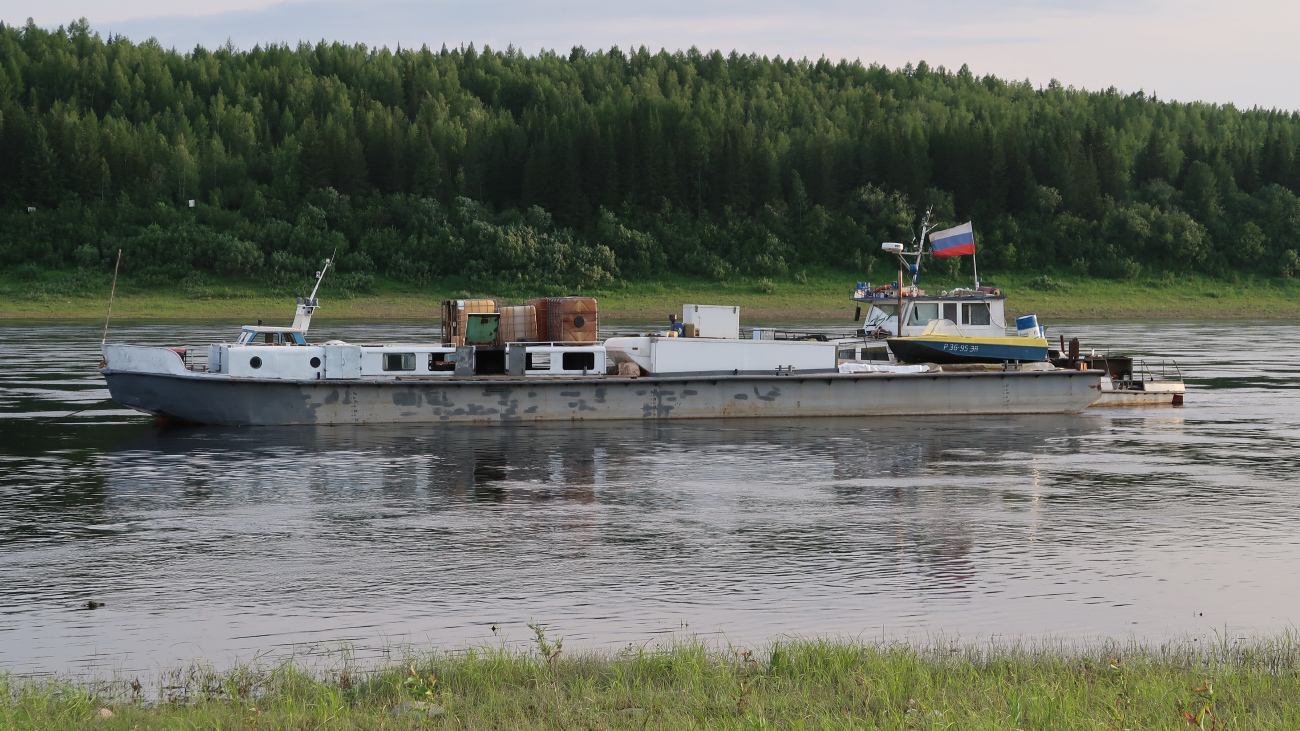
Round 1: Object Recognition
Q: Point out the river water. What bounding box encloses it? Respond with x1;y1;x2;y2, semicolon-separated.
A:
2;319;1299;678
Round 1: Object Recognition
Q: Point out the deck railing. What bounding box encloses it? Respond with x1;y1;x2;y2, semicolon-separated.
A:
1132;359;1182;383
1079;348;1184;384
173;349;208;373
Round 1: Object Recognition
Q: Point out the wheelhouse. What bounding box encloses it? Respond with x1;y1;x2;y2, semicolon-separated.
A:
852;284;1009;338
236;327;308;346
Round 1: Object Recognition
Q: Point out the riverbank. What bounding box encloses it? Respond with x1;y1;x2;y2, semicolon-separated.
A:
4;637;1299;729
2;268;1297;321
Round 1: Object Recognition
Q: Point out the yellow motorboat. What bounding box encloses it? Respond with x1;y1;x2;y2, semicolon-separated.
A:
887;318;1049;364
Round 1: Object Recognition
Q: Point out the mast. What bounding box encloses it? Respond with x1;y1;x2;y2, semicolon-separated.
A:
896;264;903;337
308;256;331;303
291;256;333;332
880;208;941;337
101;249;122;345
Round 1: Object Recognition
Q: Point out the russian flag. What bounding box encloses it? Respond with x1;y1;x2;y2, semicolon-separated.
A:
929;222;975;257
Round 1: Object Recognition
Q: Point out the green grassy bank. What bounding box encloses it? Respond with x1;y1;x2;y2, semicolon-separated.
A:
5;637;1300;729
2;267;1298;322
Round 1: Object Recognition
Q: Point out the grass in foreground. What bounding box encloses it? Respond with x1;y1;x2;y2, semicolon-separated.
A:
1;266;1298;321
5;635;1300;729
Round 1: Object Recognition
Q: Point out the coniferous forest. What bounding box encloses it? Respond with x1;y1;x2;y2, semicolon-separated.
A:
3;19;1300;294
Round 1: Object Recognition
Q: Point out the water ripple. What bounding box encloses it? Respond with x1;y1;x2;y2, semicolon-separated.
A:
0;319;1298;676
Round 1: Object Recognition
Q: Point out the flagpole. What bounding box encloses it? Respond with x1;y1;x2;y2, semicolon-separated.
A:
972;249;979;289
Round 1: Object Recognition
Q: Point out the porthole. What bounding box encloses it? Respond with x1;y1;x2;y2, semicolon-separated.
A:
250;356;263;369
310;356;321;368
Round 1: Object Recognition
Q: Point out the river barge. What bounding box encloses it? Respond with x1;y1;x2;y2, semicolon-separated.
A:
100;280;1102;426
96;225;1116;425
100;344;1100;425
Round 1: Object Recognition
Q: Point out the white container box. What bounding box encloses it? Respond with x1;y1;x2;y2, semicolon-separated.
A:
604;336;836;375
515;345;607;376
682;304;741;339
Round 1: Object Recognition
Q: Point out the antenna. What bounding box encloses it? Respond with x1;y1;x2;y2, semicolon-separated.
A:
916;206;935;252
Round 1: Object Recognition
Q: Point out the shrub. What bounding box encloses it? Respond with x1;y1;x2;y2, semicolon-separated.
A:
1091;258;1142;281
72;244;100;269
216;238;264;275
1279;250;1300;278
14;263;43;281
1026;275;1067;291
331;272;375;295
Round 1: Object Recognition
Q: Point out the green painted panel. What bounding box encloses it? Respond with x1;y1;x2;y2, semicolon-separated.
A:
465;314;499;345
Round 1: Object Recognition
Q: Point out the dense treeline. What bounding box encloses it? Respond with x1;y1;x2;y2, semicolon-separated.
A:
2;19;1300;293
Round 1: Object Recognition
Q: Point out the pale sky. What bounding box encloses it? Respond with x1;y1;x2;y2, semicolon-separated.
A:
4;0;1298;110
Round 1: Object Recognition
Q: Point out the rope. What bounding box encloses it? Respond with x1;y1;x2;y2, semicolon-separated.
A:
41;408;88;424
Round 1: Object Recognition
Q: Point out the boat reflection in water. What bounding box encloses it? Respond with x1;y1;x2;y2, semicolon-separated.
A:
79;414;1107;623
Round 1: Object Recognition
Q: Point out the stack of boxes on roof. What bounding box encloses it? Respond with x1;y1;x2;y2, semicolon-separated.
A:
441;296;598;347
440;296;604;376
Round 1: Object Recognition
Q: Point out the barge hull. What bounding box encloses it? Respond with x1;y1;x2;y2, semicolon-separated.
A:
103;370;1102;425
1091;391;1185;406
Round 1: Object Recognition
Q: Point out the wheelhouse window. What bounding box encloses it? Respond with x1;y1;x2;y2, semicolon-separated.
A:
241;331;305;345
838;348;858;360
383;353;416;371
865;305;896;327
526;352;552;370
962;303;991;326
942;303;958;322
908;303;939;325
561;352;596;371
428;353;454;371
